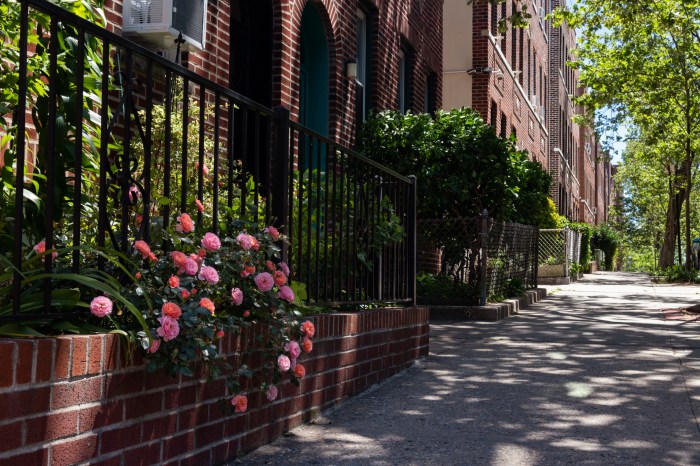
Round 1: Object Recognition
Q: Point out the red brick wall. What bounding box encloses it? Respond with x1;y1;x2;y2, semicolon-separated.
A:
104;0;443;148
0;307;429;466
469;0;549;168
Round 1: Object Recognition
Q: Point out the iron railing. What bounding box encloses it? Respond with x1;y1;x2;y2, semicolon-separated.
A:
417;213;538;305
2;0;416;321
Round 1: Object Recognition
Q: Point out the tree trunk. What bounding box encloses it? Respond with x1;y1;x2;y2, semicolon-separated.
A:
659;179;679;269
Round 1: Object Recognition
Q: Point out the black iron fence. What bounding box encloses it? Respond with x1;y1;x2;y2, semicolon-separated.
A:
417;212;538;305
2;0;416;321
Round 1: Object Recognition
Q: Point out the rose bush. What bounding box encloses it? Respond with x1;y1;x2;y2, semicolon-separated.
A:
88;215;315;413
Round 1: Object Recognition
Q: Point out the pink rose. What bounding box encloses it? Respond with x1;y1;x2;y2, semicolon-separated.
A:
148;339;161;354
156;315;180;341
254;272;274;292
89;296;113;318
277;285;294;303
133;240;153;260
129;185;140;202
201;232;221;252
236;232;254;250
277;354;291;372
273;270;287;287
231;394;247;413
175;213;195;233
196;199;204;213
198;265;219;285
184;258;199;276
168;275;180;288
302;320;315;338
190;253;203;266
266;260;276;272
231;287;244;306
285;340;301;359
33;241;46;254
264;226;280;241
266;385;278;401
279;262;290;277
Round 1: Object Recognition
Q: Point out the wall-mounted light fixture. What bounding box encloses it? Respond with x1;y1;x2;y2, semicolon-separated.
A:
346;60;358;80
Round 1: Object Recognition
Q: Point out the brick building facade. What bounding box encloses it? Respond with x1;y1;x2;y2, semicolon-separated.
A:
443;0;550;168
442;0;611;225
106;0;443;147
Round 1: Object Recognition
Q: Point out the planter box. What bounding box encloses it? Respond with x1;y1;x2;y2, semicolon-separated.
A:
0;307;429;465
538;263;566;278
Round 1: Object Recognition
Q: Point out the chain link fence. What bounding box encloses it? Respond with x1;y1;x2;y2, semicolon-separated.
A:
538;228;581;281
417;214;539;305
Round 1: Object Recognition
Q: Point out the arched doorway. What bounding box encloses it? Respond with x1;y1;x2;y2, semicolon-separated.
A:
299;2;329;138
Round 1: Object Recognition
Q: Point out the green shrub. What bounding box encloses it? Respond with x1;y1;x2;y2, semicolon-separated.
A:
591;224;620;270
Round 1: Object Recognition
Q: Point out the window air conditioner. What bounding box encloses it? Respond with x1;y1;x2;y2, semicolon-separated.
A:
539;105;545;119
530;94;537;107
584;142;592;153
122;0;208;51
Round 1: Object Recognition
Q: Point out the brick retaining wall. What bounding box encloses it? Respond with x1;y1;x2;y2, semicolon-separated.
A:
0;307;428;466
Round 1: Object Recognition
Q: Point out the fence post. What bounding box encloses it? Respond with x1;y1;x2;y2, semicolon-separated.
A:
564;227;570;279
272;106;290;261
407;175;417;306
480;209;489;306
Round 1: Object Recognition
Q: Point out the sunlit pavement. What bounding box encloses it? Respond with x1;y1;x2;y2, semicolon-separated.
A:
237;272;700;465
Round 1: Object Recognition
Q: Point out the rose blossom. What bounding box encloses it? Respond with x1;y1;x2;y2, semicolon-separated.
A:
231;288;244;306
198;265;219;285
190;253;203;267
195;162;209;175
181;289;190;300
175;212;195;233
266;385;279;401
293;364;306;378
302;320;315;338
33;240;58;261
231;394;247;413
254;272;274;292
277;285;294;303
199;298;215;314
134;240;153;260
285;340;301;359
273;270;287;287
264;225;280;241
135;272;142;280
156;315;180;341
240;264;256;278
277;354;291;372
303;338;313;354
90;296;113;318
171;251;188;273
266;260;276;272
251;236;260;251
184;258;199;276
161;302;182;319
243;310;251;317
216;329;225;339
279;262;290;277
236;232;255;250
168;275;180;288
129;185;140;202
196;199;204;213
148;339;161;354
201;232;221;252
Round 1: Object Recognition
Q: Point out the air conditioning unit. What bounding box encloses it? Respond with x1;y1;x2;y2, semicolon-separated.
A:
592;207;597;215
539;105;545;119
584;142;592;153
122;0;208;51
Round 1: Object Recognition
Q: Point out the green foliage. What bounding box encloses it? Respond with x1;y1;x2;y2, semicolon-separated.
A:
591;224;620;270
659;265;700;283
416;272;476;300
0;0;110;254
357;108;553;223
568;222;592;271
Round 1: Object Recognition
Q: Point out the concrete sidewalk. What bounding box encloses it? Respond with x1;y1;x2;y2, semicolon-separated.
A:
236;272;700;465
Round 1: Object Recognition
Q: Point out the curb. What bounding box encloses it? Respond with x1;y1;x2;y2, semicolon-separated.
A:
427;288;548;321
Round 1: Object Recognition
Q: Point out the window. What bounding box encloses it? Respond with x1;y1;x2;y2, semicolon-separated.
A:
398;50;408;114
491;101;498;128
423;71;437;113
511;2;517;72
491;1;498;36
518;28;524;85
356;9;370;122
500;2;507;51
500;113;507;139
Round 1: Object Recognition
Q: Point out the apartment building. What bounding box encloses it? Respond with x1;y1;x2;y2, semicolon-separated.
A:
108;0;443;147
442;0;611;225
442;0;550;168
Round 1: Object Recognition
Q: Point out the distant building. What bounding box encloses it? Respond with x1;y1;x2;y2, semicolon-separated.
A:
442;0;611;225
442;0;550;168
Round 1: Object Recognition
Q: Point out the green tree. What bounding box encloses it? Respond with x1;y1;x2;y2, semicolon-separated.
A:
557;1;700;270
